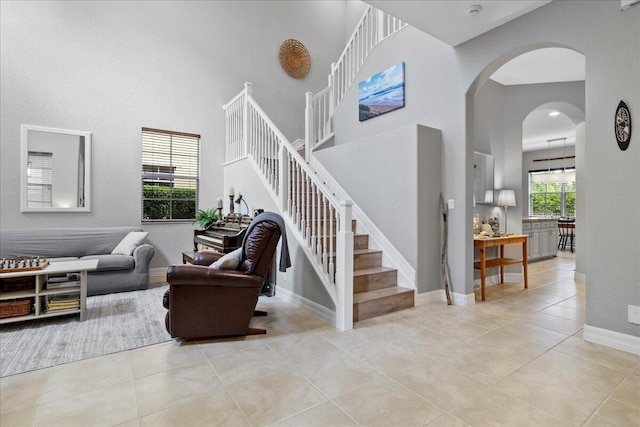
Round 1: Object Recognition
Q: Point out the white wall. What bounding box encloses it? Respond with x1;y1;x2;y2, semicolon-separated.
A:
315;124;442;294
331;26;469;295
1;1;352;268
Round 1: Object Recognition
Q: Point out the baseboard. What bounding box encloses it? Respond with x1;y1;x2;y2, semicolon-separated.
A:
450;291;476;306
583;324;640;355
419;289;476;306
412;288;476;307
149;267;167;284
275;287;336;327
415;289;442;305
574;271;586;284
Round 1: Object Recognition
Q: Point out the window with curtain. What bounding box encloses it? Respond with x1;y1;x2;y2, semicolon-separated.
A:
141;128;200;221
528;169;576;217
27;151;53;207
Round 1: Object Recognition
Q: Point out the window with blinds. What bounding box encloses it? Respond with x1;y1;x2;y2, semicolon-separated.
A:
141;128;200;221
27;151;53;207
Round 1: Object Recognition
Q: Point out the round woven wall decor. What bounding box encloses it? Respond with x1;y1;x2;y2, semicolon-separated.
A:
279;39;311;79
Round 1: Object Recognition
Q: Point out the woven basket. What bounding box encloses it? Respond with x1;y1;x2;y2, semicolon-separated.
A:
0;298;33;319
0;276;36;292
279;39;311;79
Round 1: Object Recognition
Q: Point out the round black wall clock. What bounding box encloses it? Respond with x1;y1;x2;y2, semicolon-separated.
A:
615;100;631;151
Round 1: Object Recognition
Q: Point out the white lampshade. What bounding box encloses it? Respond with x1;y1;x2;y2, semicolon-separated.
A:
497;189;516;207
484;190;494;204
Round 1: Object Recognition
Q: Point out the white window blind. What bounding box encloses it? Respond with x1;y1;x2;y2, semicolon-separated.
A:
142;128;200;221
27;151;53;207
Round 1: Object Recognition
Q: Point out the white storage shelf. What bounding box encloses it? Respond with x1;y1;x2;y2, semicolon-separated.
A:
0;275;80;324
522;219;558;261
0;260;97;324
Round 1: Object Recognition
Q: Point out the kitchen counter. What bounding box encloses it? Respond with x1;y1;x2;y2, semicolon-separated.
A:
522;218;558;261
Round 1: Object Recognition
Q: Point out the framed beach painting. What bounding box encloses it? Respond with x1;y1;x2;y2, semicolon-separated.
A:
358;61;405;122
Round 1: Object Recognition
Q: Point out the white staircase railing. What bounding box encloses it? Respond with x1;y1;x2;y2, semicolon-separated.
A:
223;82;354;331
305;6;407;157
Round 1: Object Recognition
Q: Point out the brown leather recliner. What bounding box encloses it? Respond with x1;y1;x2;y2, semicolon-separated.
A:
164;219;282;340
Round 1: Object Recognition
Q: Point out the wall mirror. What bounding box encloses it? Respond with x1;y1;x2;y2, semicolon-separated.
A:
473;151;494;204
21;125;91;212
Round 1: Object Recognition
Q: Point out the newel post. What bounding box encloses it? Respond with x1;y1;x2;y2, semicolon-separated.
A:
335;200;354;331
304;91;313;163
243;82;253;157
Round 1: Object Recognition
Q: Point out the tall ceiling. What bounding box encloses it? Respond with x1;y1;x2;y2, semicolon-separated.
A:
365;1;587;152
366;0;552;47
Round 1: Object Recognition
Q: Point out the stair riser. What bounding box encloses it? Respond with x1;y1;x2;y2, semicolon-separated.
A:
354;252;382;269
353;291;414;322
354;234;369;250
354;270;397;293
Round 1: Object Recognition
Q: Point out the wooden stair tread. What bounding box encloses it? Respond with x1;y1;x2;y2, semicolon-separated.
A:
353;286;413;303
353;266;397;277
354;248;382;256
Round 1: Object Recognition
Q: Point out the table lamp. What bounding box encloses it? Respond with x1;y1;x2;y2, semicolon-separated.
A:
497;189;516;234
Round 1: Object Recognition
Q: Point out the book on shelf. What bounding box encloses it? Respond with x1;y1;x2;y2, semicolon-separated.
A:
46;280;81;289
47;273;81;283
46;294;80;311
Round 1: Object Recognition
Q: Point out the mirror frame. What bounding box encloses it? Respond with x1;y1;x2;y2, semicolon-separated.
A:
473;151;495;205
21;125;92;213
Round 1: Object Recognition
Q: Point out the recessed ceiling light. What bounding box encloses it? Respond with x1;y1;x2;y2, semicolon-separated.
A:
549;111;560;117
467;5;482;16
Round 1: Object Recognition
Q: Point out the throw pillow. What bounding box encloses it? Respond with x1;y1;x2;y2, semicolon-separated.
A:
111;231;148;256
209;247;242;270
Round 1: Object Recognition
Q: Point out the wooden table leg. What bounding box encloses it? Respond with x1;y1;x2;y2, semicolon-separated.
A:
499;244;505;284
522;241;529;290
480;246;486;301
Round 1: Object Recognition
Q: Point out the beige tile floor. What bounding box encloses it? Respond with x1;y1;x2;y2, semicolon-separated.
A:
2;252;639;426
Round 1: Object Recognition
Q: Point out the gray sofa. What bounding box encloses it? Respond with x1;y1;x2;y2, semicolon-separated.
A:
0;227;154;296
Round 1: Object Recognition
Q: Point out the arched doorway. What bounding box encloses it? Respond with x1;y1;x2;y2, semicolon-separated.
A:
468;45;586;300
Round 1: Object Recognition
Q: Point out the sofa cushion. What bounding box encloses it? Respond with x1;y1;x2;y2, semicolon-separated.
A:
111;231;148;256
0;227;144;259
81;254;135;271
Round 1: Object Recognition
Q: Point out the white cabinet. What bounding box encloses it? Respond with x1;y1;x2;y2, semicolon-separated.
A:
522;219;558;262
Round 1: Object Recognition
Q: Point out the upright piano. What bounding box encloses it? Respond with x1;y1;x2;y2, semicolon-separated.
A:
193;226;247;253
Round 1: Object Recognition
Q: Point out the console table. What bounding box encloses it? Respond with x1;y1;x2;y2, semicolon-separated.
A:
0;259;98;323
473;235;529;301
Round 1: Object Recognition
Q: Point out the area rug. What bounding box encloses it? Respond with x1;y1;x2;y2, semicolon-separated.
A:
0;284;171;377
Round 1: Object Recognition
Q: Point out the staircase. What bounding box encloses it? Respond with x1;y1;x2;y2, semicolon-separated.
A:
290;158;414;322
223;6;411;329
352;225;414;321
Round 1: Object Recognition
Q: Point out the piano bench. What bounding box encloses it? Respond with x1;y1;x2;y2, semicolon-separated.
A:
182;251;197;264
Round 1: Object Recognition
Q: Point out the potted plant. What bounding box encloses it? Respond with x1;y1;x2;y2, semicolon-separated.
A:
194;208;219;229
